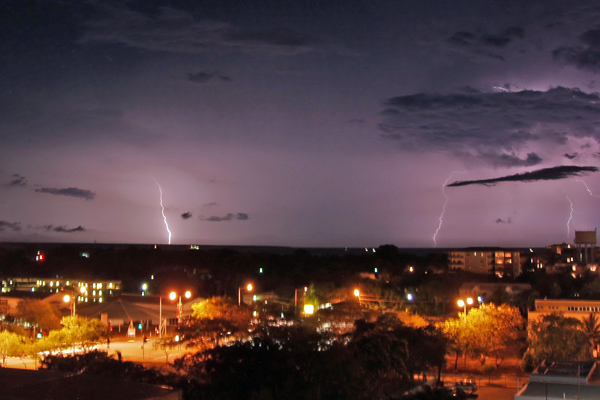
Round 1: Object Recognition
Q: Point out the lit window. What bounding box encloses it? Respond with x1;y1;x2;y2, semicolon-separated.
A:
97;283;102;289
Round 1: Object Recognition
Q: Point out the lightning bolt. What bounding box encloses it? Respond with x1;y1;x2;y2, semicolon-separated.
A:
153;177;172;245
563;190;573;240
433;171;466;247
576;179;600;198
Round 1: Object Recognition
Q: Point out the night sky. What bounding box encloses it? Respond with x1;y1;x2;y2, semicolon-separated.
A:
2;0;600;248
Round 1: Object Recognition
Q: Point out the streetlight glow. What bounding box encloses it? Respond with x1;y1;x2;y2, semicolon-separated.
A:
169;292;176;301
354;289;360;297
185;290;191;299
247;284;253;291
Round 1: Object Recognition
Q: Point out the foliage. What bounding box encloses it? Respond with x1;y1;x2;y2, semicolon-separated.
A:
0;330;24;366
47;316;108;352
522;313;591;370
16;299;62;331
152;335;181;363
442;304;523;367
175;317;446;400
465;304;523;366
41;350;182;387
581;312;600;353
186;296;251;347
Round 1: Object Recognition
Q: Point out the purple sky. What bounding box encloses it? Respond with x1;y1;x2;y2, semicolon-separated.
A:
2;0;600;248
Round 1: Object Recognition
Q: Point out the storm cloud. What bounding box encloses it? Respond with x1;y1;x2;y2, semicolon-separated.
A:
42;225;86;233
380;87;600;167
447;165;598;187
35;187;96;200
200;213;249;222
6;174;27;187
0;221;21;232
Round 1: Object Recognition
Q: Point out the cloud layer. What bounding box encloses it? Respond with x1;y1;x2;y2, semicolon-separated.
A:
380;87;600;167
447;165;598;187
34;187;96;200
199;213;249;222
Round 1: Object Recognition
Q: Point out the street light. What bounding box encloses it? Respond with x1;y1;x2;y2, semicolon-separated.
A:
354;289;360;305
457;297;474;320
159;290;192;337
63;286;87;317
238;283;253;306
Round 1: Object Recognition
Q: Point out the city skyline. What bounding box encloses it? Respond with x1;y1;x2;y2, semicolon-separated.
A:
2;0;600;247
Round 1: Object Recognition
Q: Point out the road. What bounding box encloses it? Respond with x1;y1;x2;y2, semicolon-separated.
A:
2;335;189;369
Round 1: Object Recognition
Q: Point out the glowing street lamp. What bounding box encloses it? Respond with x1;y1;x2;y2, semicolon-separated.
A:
63;286;87;317
239;283;253;306
457;297;474;320
159;290;192;337
354;289;360;305
304;304;314;315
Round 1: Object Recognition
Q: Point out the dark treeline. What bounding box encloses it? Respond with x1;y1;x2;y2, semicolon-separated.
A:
0;243;447;297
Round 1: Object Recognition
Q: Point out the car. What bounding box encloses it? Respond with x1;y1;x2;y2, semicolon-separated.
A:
454;379;477;394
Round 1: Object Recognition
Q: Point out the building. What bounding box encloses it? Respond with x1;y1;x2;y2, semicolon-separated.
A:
1;277;122;305
515;360;600;400
529;299;600;323
575;229;597;264
447;248;522;277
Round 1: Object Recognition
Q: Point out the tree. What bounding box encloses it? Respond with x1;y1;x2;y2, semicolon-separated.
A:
152;335;180;363
582;312;600;354
16;299;62;332
441;318;467;370
186;297;251;347
0;330;24;366
522;313;591;370
48;316;107;352
465;304;523;366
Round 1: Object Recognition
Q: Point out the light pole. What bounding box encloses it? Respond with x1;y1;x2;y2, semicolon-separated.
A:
239;283;253;306
457;297;474;320
295;286;308;308
63;286;87;317
160;290;192;337
63;294;75;317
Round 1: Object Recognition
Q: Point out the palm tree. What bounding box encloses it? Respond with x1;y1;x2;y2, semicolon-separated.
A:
582;313;600;355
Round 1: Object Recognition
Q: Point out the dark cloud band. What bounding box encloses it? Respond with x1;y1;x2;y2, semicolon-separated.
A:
35;187;96;200
447;165;598;187
200;213;249;222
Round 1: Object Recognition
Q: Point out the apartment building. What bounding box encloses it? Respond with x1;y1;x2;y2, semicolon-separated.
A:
447;248;522;277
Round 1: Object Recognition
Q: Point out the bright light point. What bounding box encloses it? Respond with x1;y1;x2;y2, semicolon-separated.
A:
63;295;70;303
247;284;253;291
409;266;413;272
169;292;176;301
259;268;263;273
175;335;179;342
407;294;413;301
374;268;378;273
185;290;191;298
304;304;314;315
477;296;483;303
354;289;360;297
457;299;465;307
467;297;474;305
142;283;147;291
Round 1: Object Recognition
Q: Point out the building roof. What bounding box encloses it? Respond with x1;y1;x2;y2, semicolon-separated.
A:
76;298;176;322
